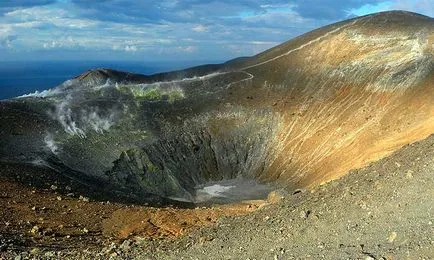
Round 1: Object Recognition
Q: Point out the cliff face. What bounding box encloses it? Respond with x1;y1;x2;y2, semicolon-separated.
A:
0;11;433;202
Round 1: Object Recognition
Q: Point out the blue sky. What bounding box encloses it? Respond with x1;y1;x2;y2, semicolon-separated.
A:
0;0;432;62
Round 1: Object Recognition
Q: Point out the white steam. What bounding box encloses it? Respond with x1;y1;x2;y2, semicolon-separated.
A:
49;95;86;137
17;88;62;98
195;184;234;201
93;79;112;90
80;107;116;134
192;178;273;203
17;79;76;99
44;133;59;154
48;94;117;138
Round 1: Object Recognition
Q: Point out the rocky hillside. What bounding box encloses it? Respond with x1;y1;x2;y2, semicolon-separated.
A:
0;11;432;203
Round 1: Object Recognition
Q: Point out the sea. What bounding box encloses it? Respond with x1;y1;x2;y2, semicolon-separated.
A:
0;60;221;100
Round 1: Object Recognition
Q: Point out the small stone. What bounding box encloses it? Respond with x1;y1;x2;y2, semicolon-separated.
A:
292;189;304;195
365;256;375;260
263;216;270;221
14;255;22;260
374;181;382;190
30;226;39;234
56;196;62;201
50;185;58;191
395;162;401;168
388;232;397;243
79;195;89;202
268;189;288;203
405;170;413;179
44;251;56;257
30;248;40;254
82;228;89;233
120;239;131;250
300;210;311;219
31;206;36;211
43;227;53;235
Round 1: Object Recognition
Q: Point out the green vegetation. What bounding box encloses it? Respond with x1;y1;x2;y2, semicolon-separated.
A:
144;160;159;173
117;84;185;103
132;88;162;100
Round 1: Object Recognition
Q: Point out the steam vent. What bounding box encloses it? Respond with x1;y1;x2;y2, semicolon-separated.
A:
1;11;433;205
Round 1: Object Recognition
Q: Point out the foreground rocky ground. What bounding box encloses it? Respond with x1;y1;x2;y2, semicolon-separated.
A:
1;134;434;259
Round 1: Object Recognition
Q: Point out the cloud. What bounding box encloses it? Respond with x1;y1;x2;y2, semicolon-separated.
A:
192;25;208;32
0;35;17;48
177;46;197;53
0;0;55;8
291;0;381;20
0;0;56;15
0;0;432;61
124;45;137;52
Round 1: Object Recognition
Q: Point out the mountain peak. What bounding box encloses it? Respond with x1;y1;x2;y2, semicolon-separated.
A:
74;68;148;86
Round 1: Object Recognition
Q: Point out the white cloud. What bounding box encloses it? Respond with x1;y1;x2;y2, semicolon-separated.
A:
226;40;278;56
192;24;208;32
177;46;197;53
125;45;137;52
4;0;431;61
0;1;302;60
0;35;17;48
5;6;97;29
249;41;280;46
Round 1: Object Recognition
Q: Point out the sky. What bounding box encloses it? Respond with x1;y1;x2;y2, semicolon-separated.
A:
0;0;433;62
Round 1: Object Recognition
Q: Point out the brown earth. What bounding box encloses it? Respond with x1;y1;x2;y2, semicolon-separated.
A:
0;163;269;253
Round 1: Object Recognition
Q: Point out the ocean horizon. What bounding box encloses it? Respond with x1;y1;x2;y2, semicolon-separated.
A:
0;60;222;100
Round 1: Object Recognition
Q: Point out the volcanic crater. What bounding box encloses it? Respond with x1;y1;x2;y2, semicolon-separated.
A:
0;10;433;257
2;11;432;205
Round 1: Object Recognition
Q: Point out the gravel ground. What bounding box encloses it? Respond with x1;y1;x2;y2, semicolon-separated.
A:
2;134;434;259
125;134;434;259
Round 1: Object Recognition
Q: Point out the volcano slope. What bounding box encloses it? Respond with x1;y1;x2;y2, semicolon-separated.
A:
0;11;433;204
